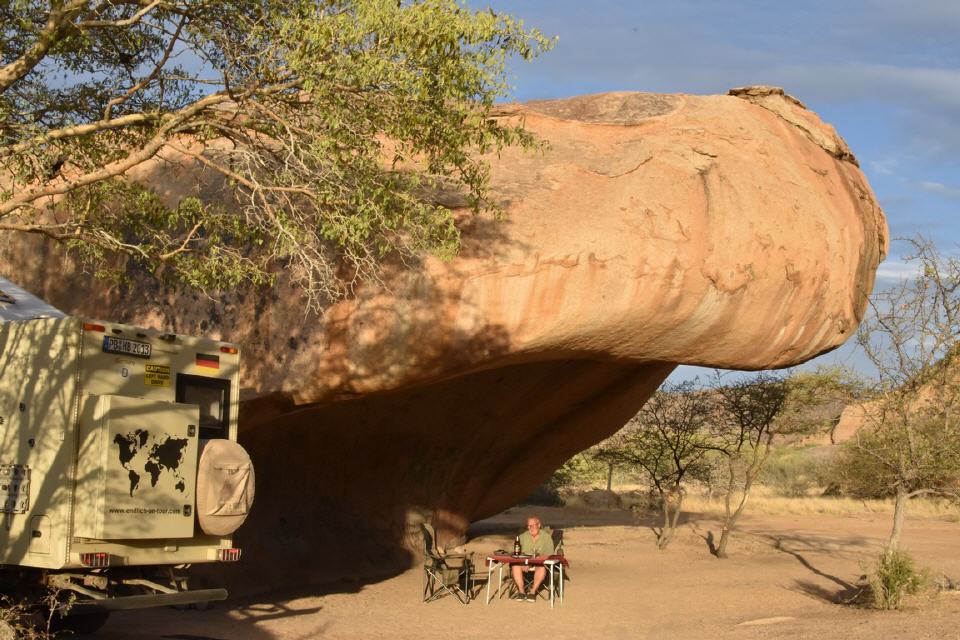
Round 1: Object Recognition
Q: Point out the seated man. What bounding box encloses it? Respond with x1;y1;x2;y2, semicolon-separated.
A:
512;516;553;602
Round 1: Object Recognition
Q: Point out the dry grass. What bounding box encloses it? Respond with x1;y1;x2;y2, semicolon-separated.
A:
597;483;960;521
681;488;960;520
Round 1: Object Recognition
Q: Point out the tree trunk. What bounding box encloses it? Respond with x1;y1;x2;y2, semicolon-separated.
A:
606;463;614;492
716;523;732;558
716;493;739;559
657;488;682;550
888;485;908;553
715;456;737;558
716;480;753;558
669;491;684;532
657;495;670;549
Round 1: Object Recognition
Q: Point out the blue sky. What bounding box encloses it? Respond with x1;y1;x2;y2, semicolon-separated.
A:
484;0;959;380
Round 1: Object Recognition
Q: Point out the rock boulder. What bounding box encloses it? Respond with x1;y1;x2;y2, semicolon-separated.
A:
1;88;887;591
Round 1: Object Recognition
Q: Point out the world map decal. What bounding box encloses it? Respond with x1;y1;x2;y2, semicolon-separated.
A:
113;429;189;497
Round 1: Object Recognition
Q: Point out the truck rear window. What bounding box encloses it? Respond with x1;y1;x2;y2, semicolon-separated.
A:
176;374;231;439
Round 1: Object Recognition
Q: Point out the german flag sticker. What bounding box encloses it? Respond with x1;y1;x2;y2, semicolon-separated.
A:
196;353;220;369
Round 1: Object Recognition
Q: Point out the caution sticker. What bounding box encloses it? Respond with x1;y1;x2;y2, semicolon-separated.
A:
145;364;171;387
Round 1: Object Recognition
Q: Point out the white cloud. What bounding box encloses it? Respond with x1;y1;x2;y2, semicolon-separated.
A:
915;181;960;199
866;0;960;35
745;63;960;113
870;157;900;176
875;259;922;283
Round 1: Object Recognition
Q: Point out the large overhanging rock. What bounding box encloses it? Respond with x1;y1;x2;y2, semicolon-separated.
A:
1;87;887;590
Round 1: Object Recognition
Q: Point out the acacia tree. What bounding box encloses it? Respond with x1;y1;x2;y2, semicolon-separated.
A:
709;371;788;559
841;237;960;552
777;366;866;443
0;0;551;307
596;380;713;550
756;366;865;497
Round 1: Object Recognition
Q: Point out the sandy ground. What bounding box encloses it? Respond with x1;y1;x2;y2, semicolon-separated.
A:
97;507;960;639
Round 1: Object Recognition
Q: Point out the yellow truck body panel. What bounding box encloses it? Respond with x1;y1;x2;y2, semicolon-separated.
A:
0;315;241;570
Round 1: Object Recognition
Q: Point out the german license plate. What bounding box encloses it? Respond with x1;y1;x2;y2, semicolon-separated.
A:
102;336;152;359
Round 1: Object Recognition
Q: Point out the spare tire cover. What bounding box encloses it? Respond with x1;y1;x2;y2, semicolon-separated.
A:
196;439;255;536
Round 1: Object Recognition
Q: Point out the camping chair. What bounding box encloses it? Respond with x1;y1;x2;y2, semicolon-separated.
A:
420;523;473;604
540;527;566;607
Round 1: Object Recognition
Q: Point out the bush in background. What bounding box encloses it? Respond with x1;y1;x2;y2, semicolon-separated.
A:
520;483;565;507
760;445;833;497
546;453;610;490
525;453;616;507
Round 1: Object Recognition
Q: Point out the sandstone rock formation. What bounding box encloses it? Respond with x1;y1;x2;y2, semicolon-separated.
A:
833;403;871;444
1;87;887;590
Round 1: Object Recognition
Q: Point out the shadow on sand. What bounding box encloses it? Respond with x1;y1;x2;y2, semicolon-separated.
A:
468;504;706;546
763;532;871;605
105;579;382;639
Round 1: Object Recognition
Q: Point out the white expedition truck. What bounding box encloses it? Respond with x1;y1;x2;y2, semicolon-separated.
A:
0;278;255;634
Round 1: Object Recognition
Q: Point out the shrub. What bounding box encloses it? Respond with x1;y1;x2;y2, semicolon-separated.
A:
868;550;929;610
759;446;831;497
520;484;564;507
545;453;608;490
0;588;75;639
0;597;49;639
828;416;960;501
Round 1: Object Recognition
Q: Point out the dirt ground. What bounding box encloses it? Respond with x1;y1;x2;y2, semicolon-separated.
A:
98;507;960;639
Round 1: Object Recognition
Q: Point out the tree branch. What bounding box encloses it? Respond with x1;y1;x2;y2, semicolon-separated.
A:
0;222;74;238
76;0;165;28
0;92;232;217
165;142;316;199
905;488;960;501
158;220;203;260
1;112;163;158
104;14;186;120
0;1;87;94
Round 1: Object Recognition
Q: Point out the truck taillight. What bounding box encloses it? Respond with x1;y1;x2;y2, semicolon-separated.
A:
82;323;105;333
80;552;110;568
217;548;242;562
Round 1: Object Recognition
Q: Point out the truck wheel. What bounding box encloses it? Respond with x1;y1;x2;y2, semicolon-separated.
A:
51;611;111;635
